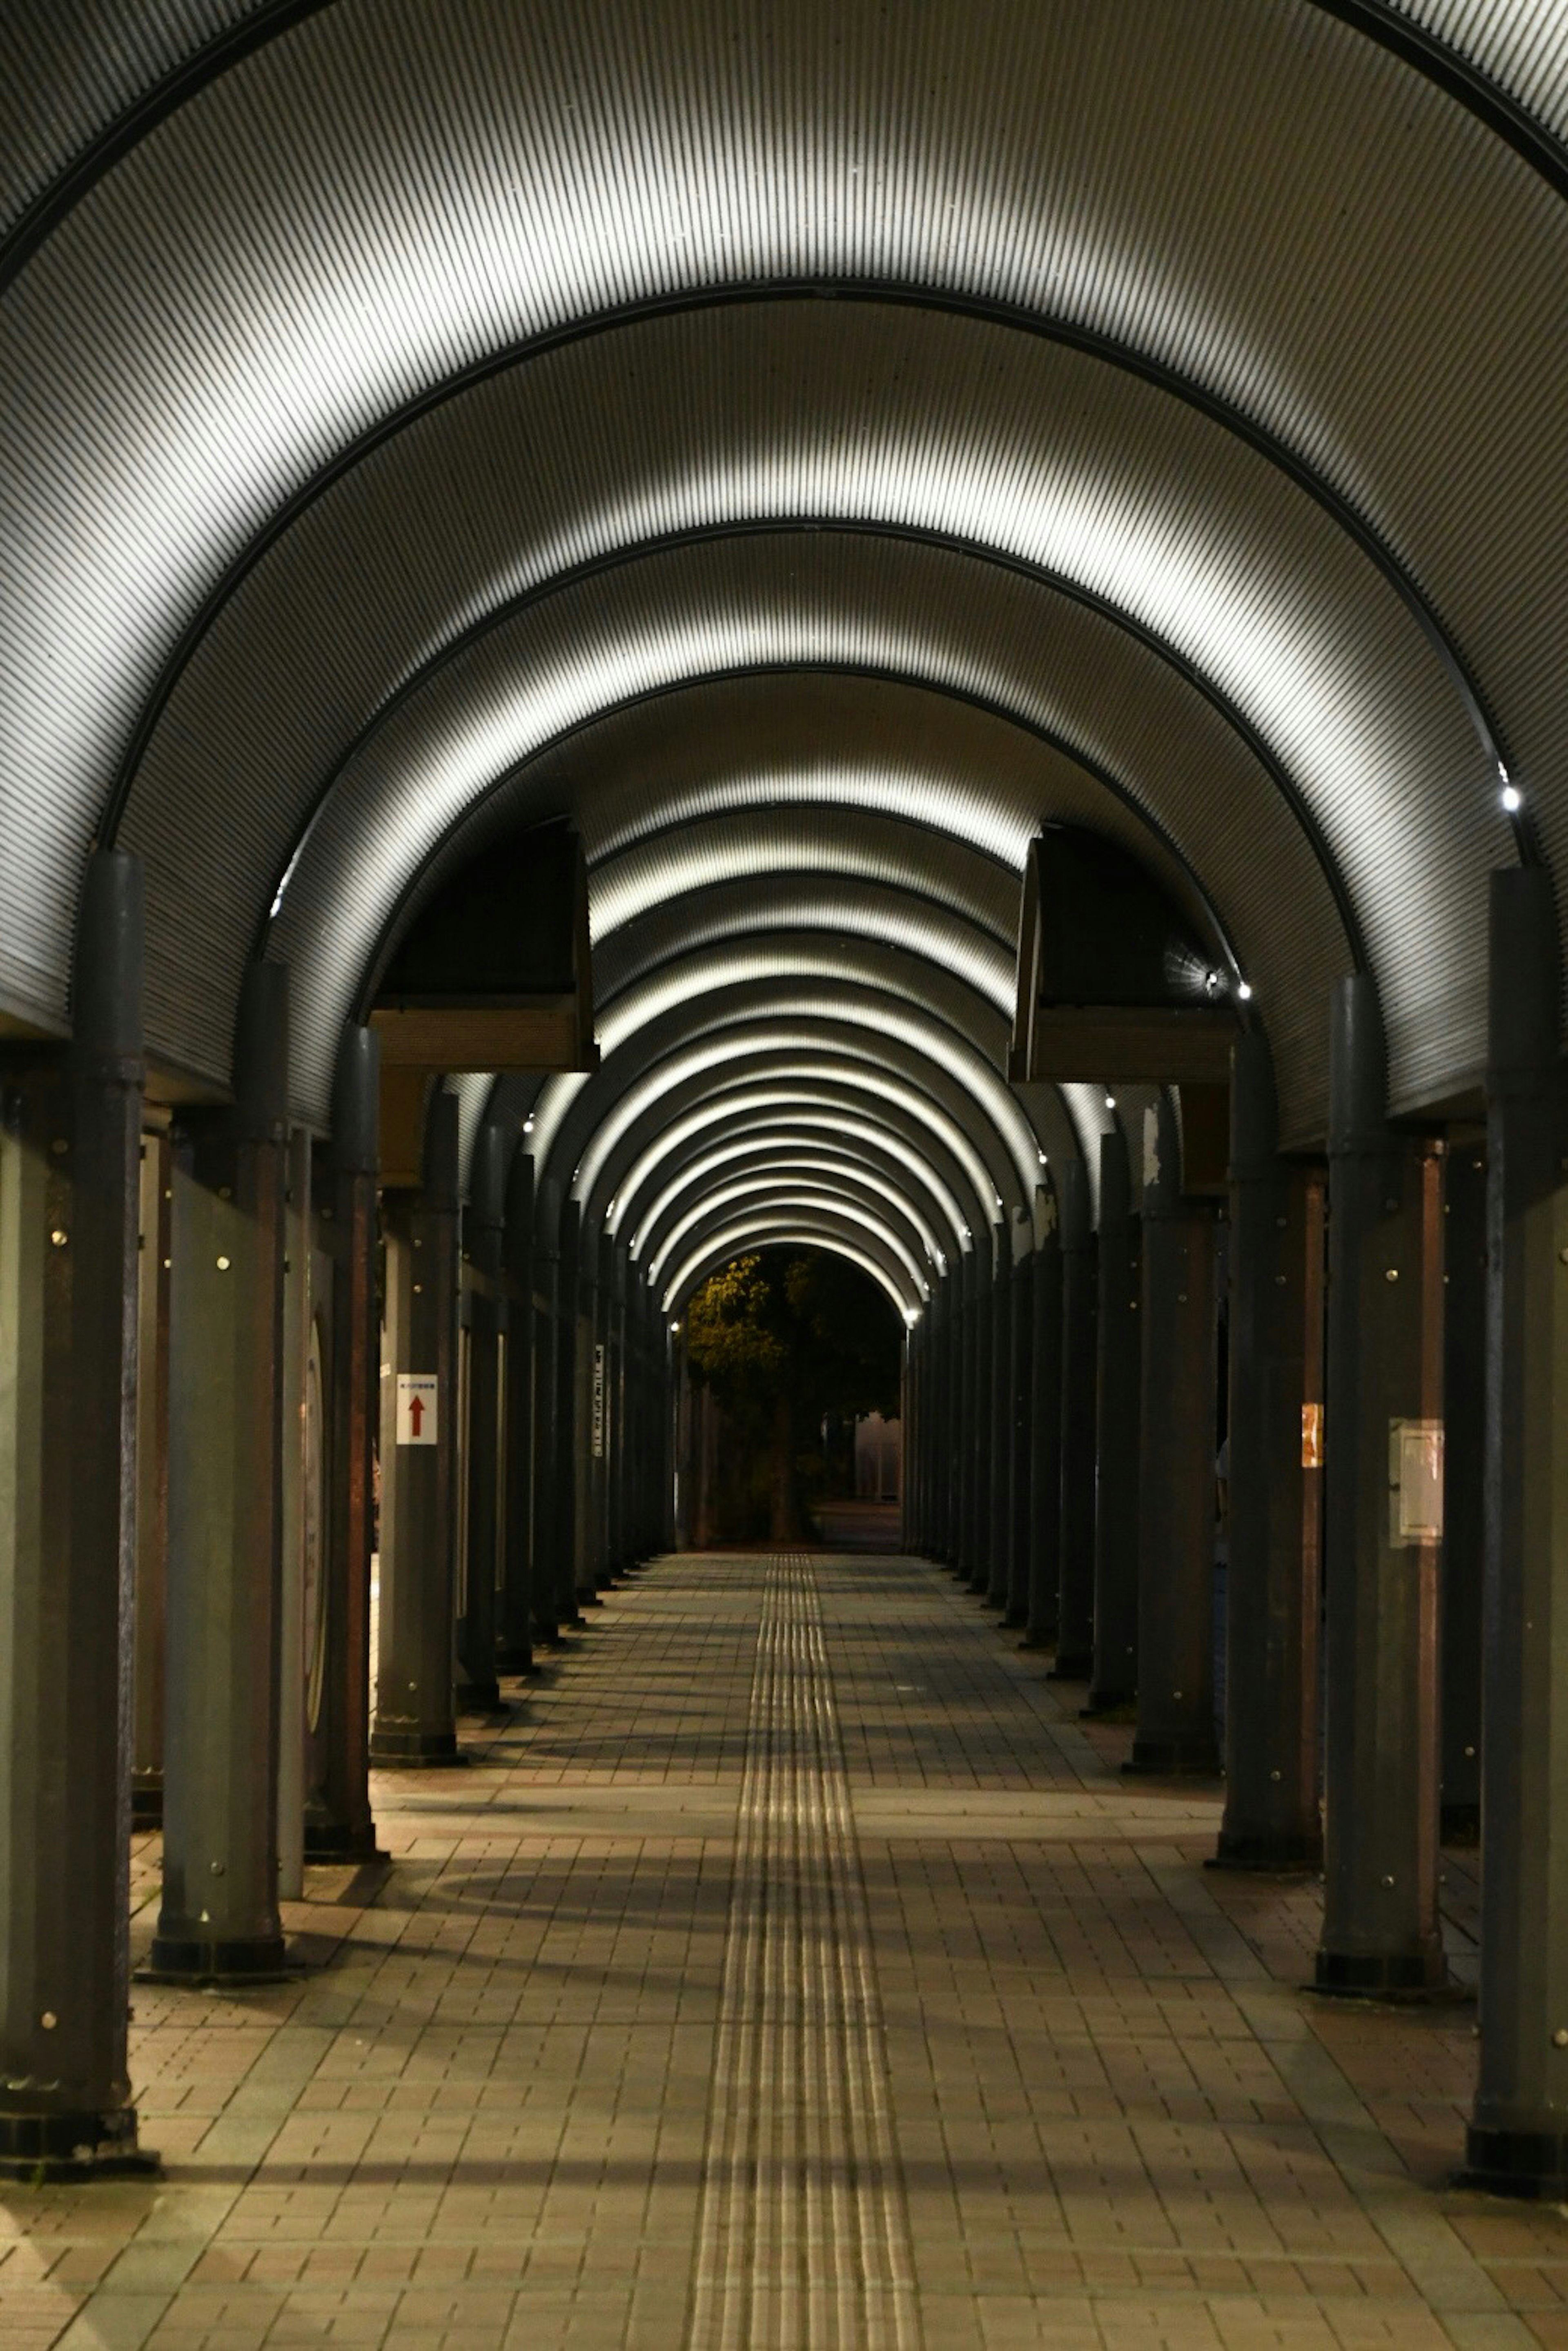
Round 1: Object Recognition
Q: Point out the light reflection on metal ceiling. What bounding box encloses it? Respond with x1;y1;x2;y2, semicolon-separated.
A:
638;1156;951;1282
648;1181;935;1299
543;982;1054;1207
0;0;1564;1186
590;1081;1002;1239
664;1221;923;1321
264;564;1345;1140
623;1126;969;1256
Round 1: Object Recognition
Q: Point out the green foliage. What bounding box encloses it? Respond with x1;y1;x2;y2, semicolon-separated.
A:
684;1246;900;1427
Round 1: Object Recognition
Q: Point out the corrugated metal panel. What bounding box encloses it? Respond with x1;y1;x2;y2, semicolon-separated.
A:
663;1220;920;1317
260;542;1347;1142
624;1130;969;1259
122;296;1425;1135
648;1177;935;1296
2;0;1556;1136
589;1075;1007;1240
441;1071;497;1202
592;933;1010;1070
0;1;262;240
545;974;1044;1204
592;873;1014;1016
541;1023;1027;1233
637;1154;953;1276
1393;1;1568;139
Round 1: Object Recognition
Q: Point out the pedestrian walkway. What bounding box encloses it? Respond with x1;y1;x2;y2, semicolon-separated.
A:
4;1555;1563;2350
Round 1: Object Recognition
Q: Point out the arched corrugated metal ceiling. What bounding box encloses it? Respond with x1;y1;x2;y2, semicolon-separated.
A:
3;0;1566;1289
534;981;1059;1208
626;1133;969;1263
664;1221;924;1320
584;1078;1016;1245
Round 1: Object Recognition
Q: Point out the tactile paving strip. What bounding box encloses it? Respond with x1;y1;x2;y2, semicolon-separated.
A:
688;1553;921;2351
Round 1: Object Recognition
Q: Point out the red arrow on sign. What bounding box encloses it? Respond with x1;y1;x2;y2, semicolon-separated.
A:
409;1395;425;1437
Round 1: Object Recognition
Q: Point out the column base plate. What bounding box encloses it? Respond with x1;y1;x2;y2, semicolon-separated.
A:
1124;1737;1222;1775
1311;1948;1459;2001
0;2108;158;2182
141;1932;295;1986
1462;2127;1568;2200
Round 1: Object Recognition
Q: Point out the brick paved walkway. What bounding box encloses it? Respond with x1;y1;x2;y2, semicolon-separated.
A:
4;1553;1565;2349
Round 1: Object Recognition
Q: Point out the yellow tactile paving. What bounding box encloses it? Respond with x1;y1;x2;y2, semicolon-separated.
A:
1;1554;1562;2349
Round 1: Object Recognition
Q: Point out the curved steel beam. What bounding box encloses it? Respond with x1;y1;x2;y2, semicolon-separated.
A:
639;1159;949;1285
647;1179;934;1297
82;288;1515;895
622;1125;969;1256
261;527;1330;982
540;986;1053;1206
585;1072;1013;1240
668;1232;921;1326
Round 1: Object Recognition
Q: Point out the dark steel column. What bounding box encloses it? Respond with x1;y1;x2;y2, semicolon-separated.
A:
931;1280;956;1561
1315;976;1445;1995
1441;1145;1486;1842
456;1120;505;1710
132;1125;171;1827
1466;868;1568;2193
1128;1094;1221;1775
496;1144;535;1672
1054;1158;1098;1678
966;1233;995;1589
985;1243;1015;1605
532;1200;561;1641
154;959;291;1978
1005;1248;1036;1624
556;1200;586;1620
952;1249;978;1576
1024;1222;1064;1650
1213;1033;1323;1868
0;853;152;2175
1087;1129;1141;1712
304;1024;381;1859
369;1091;461;1765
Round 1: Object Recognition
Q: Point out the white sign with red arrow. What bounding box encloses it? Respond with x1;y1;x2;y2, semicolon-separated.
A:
395;1373;439;1445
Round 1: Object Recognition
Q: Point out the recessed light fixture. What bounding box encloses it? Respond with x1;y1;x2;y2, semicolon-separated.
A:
1501;783;1523;814
1105;1094;1117;1110
1236;980;1254;1002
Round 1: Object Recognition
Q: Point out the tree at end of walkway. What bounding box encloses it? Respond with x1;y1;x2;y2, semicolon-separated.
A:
685;1248;900;1543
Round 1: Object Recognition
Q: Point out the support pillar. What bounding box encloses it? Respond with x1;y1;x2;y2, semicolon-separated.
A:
369;1090;461;1765
953;1248;979;1576
276;1126;311;1901
1053;1157;1097;1677
1213;1032;1323;1867
1086;1129;1141;1712
1022;1222;1064;1649
1466;868;1568;2192
0;851;152;2173
497;1145;535;1672
305;1024;380;1858
1441;1144;1486;1841
1005;1245;1036;1625
985;1240;1016;1605
966;1234;995;1589
131;1125;171;1826
1314;976;1445;1995
555;1200;586;1621
1128;1093;1221;1775
456;1120;505;1710
153;958;291;1979
532;1199;562;1640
